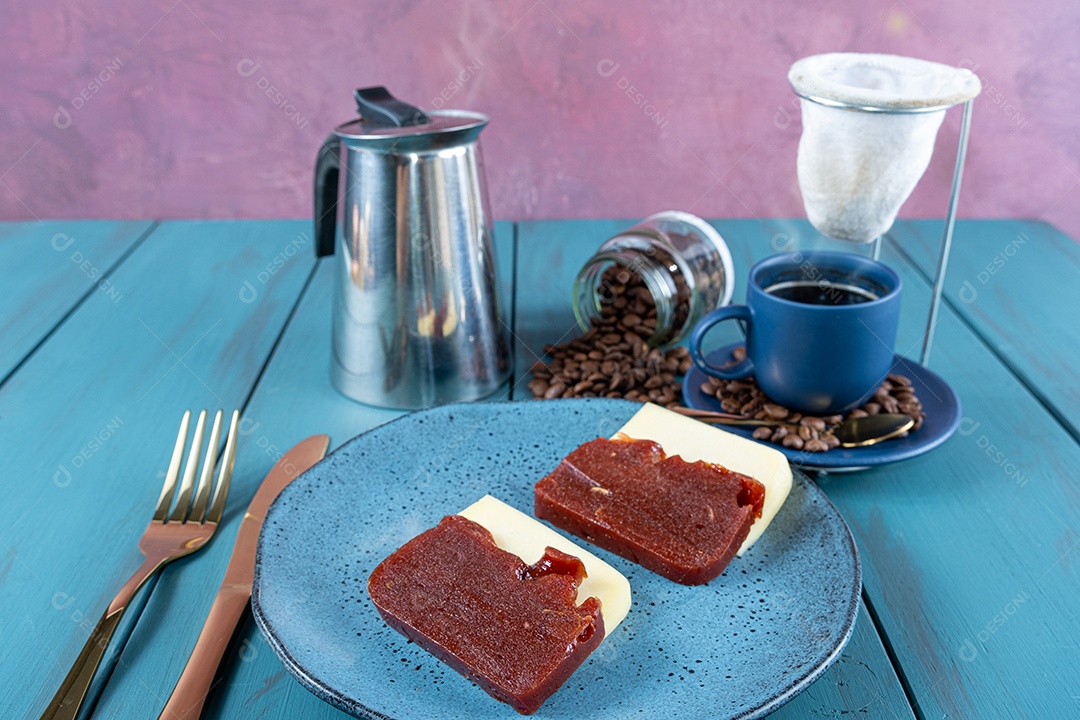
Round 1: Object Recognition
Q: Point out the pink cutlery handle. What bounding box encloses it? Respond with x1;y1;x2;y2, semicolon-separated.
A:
158;587;250;719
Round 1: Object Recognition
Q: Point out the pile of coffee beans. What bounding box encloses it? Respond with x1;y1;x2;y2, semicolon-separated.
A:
528;265;692;404
699;348;925;453
529;264;926;455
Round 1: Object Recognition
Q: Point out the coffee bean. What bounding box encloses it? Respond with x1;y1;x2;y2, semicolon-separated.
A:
763;404;788;420
752;427;773;440
544;383;565;399
782;434;804;450
698;371;927;453
899;401;921;415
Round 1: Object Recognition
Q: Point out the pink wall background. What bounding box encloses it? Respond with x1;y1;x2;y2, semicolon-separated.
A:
3;1;1078;238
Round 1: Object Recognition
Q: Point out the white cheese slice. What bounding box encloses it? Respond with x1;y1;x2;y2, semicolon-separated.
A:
458;495;631;635
614;403;792;556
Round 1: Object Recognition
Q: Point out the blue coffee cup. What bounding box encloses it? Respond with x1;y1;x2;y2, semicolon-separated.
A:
689;251;902;414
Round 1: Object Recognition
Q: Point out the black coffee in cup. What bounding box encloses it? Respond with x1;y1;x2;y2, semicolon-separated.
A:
690;251;902;413
764;280;879;306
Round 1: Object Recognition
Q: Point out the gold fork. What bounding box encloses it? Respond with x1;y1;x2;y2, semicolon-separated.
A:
40;409;240;720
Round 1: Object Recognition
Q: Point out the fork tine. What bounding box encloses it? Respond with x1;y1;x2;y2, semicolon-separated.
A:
154;411;192;522
189;410;223;523
206;410;239;524
169;410;207;522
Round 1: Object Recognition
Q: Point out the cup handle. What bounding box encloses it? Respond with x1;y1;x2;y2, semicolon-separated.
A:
689;305;754;379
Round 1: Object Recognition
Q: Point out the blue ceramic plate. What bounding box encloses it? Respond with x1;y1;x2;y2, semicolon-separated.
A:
252;399;861;720
682;344;962;472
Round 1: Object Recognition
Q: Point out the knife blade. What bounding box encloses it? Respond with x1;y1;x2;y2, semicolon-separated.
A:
158;434;330;720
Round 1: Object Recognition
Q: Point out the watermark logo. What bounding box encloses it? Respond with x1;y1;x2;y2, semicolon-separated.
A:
774;97;802;130
959;60;1029;129
53;416;125;487
54;58;124;129
956;417;1028;487
956;232;1028;304
431;58;483;110
51;233;123;303
958;591;1031;662
596;59;669;129
238;232;309;303
236;59;309;130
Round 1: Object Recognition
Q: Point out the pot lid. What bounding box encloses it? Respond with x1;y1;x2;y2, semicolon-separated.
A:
333;86;487;146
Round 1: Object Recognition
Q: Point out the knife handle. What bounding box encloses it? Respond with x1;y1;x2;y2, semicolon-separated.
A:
159;589;249;719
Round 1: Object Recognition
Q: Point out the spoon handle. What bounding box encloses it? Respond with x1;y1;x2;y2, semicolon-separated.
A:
670;406;781;427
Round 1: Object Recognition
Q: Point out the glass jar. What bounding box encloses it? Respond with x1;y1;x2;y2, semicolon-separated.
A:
572;211;734;346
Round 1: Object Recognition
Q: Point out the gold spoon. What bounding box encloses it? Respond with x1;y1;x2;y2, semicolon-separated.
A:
672;407;915;448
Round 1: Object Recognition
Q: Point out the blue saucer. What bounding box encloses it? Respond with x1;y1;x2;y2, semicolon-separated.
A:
682;344;962;471
252;398;860;720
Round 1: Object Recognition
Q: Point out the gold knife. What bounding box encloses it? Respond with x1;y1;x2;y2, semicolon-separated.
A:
158;434;330;719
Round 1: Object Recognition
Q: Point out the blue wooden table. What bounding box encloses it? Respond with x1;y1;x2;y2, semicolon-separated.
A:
2;218;1077;718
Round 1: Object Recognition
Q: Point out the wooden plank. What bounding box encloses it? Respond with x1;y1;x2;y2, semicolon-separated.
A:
0;219;154;382
511;219;626;400
511;219;916;717
766;603;916;719
90;222;515;718
685;218;1080;718
3;220;314;719
888;219;1080;440
823;234;1080;719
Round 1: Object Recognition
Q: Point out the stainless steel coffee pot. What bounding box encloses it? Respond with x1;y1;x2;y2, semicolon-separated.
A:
315;87;510;409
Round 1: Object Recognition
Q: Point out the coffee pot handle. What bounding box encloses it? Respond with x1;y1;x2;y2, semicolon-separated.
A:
313;134;339;257
314;88;431;258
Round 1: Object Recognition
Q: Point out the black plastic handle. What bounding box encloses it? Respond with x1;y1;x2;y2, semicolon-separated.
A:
314;88;431;257
353;86;430;128
313;134;339;257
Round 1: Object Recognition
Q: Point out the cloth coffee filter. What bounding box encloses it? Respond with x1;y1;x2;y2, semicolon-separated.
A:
789;53;982;243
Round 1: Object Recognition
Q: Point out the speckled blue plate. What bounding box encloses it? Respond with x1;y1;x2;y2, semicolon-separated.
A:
683;344;962;472
252;399;861;720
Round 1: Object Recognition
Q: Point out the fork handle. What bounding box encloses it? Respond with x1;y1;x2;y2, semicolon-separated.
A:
39;609;124;720
158;587;250;719
40;557;162;720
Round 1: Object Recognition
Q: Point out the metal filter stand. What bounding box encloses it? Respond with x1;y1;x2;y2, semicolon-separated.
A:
791;91;975;367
